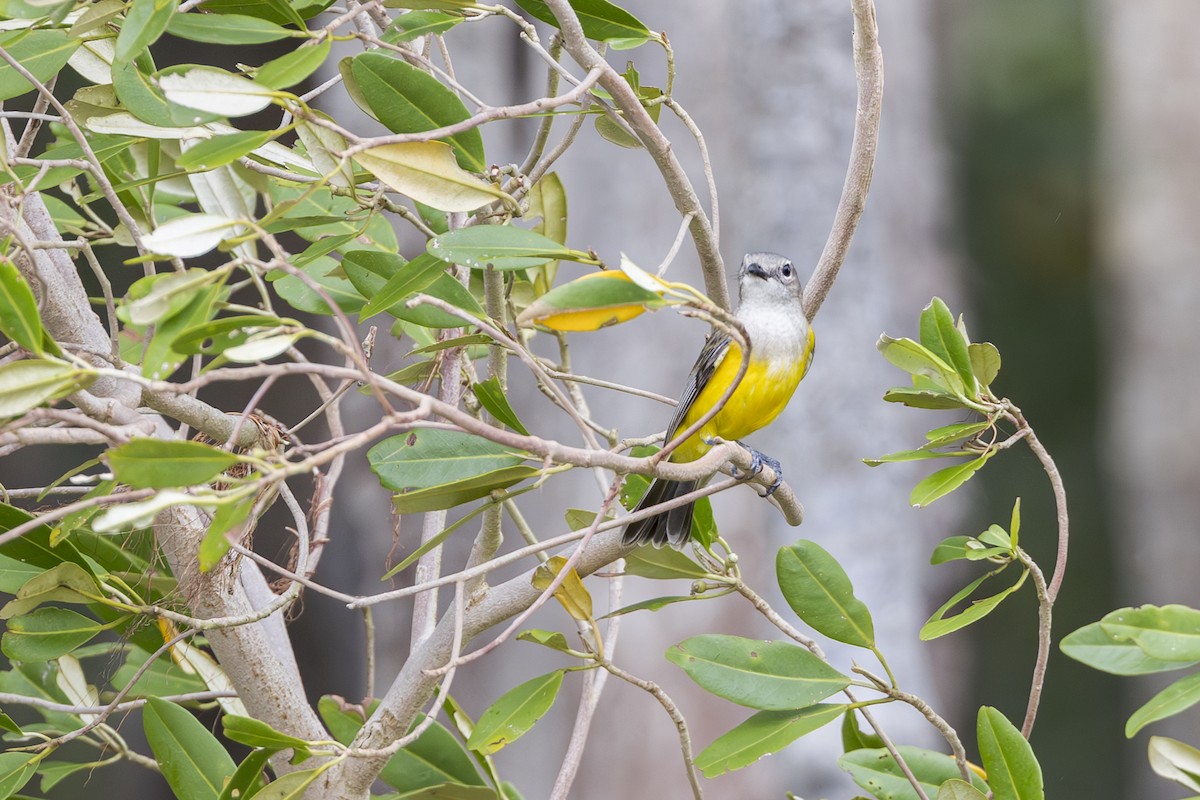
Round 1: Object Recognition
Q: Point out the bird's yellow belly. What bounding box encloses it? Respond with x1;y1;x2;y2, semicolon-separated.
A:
672;340;806;463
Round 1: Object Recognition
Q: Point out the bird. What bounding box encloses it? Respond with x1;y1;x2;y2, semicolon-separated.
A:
622;252;814;547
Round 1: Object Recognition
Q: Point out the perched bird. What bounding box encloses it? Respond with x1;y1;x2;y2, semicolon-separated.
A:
622;252;814;547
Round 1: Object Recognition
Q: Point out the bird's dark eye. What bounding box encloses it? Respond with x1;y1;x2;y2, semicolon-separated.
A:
781;263;793;278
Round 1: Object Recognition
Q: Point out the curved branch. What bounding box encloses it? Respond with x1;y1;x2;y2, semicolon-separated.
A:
803;0;884;321
540;0;729;310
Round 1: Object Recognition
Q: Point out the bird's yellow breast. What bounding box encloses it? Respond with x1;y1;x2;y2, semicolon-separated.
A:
672;327;814;463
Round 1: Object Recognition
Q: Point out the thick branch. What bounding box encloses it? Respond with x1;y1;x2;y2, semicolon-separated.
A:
333;530;626;796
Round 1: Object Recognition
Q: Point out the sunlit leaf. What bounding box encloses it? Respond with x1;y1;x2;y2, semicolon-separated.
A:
159;67;276;117
356;141;511;213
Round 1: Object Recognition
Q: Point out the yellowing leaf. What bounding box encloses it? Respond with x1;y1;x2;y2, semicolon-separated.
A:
354;142;514;213
517;270;663;331
532;555;594;625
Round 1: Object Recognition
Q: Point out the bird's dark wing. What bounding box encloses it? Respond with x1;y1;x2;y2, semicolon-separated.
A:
664;332;732;442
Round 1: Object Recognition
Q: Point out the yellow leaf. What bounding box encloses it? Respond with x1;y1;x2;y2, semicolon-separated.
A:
354;141;515;213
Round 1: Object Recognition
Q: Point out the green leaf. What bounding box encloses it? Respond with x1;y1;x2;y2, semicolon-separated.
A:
601;593;700;618
0;752;38;798
216;748;273;800
391;272;486;328
223;715;313;760
318;696;485;792
466;670;565;755
841;709;884;753
116;646;208;697
977;706;1044;800
391;465;540;514
882;386;967;410
429;225;595;271
472;377;529;435
938;780;989;800
863;449;971;467
0;29;80;102
920;298;975;398
357;252;450;321
171;314;293;356
622;545;708;580
1060;621;1196;676
910;453;992;508
113;59;224;127
115;0;178;64
166;11;294;44
920;568;1027;640
199;497;255;572
1100;605;1200;663
776;540;874;648
931;536;974;565
0;258;45;355
1126;671;1200;737
383;10;463;42
0;562;101;619
273;256;364;316
840;746;987;799
143;697;237;800
512;0;653;45
667;635;849;711
1148;736;1200;792
925;421;991;448
347;52;485;172
517;629;573;653
0;359;93;418
199;0;311;27
695;704;844;778
2;607;105;661
877;334;963;394
369;429;529;491
255;38;331;89
969;342;1001;388
252;766;325;799
177;131;276;171
107;438;240;489
355;142;511;213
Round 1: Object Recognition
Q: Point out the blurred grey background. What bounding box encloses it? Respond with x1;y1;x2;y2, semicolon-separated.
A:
8;1;1199;798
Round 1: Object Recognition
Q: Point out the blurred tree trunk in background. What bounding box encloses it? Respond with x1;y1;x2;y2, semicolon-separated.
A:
1098;3;1200;797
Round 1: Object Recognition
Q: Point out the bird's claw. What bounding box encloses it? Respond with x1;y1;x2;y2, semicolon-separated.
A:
732;446;783;496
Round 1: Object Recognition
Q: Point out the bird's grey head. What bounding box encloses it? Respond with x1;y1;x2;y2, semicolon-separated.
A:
737;252;803;308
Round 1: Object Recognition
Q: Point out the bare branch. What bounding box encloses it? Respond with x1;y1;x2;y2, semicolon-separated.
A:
803;0;884;321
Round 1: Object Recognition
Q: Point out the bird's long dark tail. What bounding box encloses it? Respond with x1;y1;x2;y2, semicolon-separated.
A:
621;477;699;548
